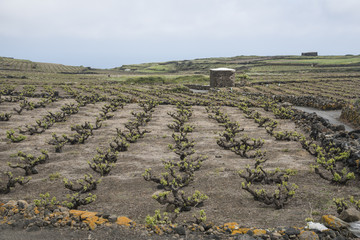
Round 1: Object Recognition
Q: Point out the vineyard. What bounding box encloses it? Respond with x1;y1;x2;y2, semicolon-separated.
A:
1;56;360;239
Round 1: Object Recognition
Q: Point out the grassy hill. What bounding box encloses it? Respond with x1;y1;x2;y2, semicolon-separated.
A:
0;56;91;74
114;55;360;75
2;54;360;88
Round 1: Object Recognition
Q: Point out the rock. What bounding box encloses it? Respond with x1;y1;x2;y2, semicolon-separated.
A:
307;222;329;231
58;206;69;213
198;225;205;232
44;209;52;216
24;218;37;227
50;217;58;225
35;220;45;227
235;234;256;240
207;228;214;234
11;219;26;229
271;232;283;240
299;231;319;240
252;229;267;236
334;236;346;240
26;224;40;232
285;227;300;236
339;207;360;222
12;213;23;221
322;215;349;231
108;215;118;223
116;216;133;226
349;221;360;238
7;210;15;216
173;226;186;235
4;200;17;208
333;125;345;131
17;200;29;210
323;229;338;238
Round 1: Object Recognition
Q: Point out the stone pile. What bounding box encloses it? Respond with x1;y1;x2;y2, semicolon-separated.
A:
292;109;360;173
274;95;345;110
0;200;134;232
341;102;360;128
1;200;360;239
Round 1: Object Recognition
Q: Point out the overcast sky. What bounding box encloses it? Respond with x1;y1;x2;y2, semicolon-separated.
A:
1;0;360;68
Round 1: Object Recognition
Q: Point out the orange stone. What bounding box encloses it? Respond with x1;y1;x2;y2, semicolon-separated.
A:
223;222;239;231
34;207;40;215
70;220;76;227
231;228;250;235
253;229;267;236
321;215;349;230
83;216;99;230
69;209;87;217
81;211;97;219
11;208;19;214
69;210;104;231
88;220;97;230
0;207;6;215
1;216;8;224
96;217;108;225
116;216;133;226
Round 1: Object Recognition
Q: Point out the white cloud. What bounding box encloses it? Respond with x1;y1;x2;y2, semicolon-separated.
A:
0;0;359;67
1;0;359;39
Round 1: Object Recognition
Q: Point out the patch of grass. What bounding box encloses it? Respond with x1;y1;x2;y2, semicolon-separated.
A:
125;76;166;85
48;172;61;181
264;56;360;65
312;211;320;216
172;75;209;84
122;75;209;85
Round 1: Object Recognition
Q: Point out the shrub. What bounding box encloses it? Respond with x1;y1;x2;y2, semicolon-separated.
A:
6;129;26;142
0;113;11;121
62;193;97;209
8;150;48;175
242;181;298;209
63;174;101;193
145;209;171;228
34;192;59;208
143;162;208;220
0;171;31;194
48;133;68;153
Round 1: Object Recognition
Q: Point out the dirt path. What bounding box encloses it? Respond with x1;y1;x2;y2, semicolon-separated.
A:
294;106;354;131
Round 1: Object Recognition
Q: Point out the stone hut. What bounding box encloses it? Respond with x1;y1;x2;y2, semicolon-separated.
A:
301;52;318;56
210;68;235;88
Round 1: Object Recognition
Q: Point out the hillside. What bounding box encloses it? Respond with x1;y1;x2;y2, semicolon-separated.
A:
0;54;360;239
115;55;360;75
0;57;92;74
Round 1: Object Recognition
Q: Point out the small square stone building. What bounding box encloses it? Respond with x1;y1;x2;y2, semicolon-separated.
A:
301;52;318;56
210;68;235;88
